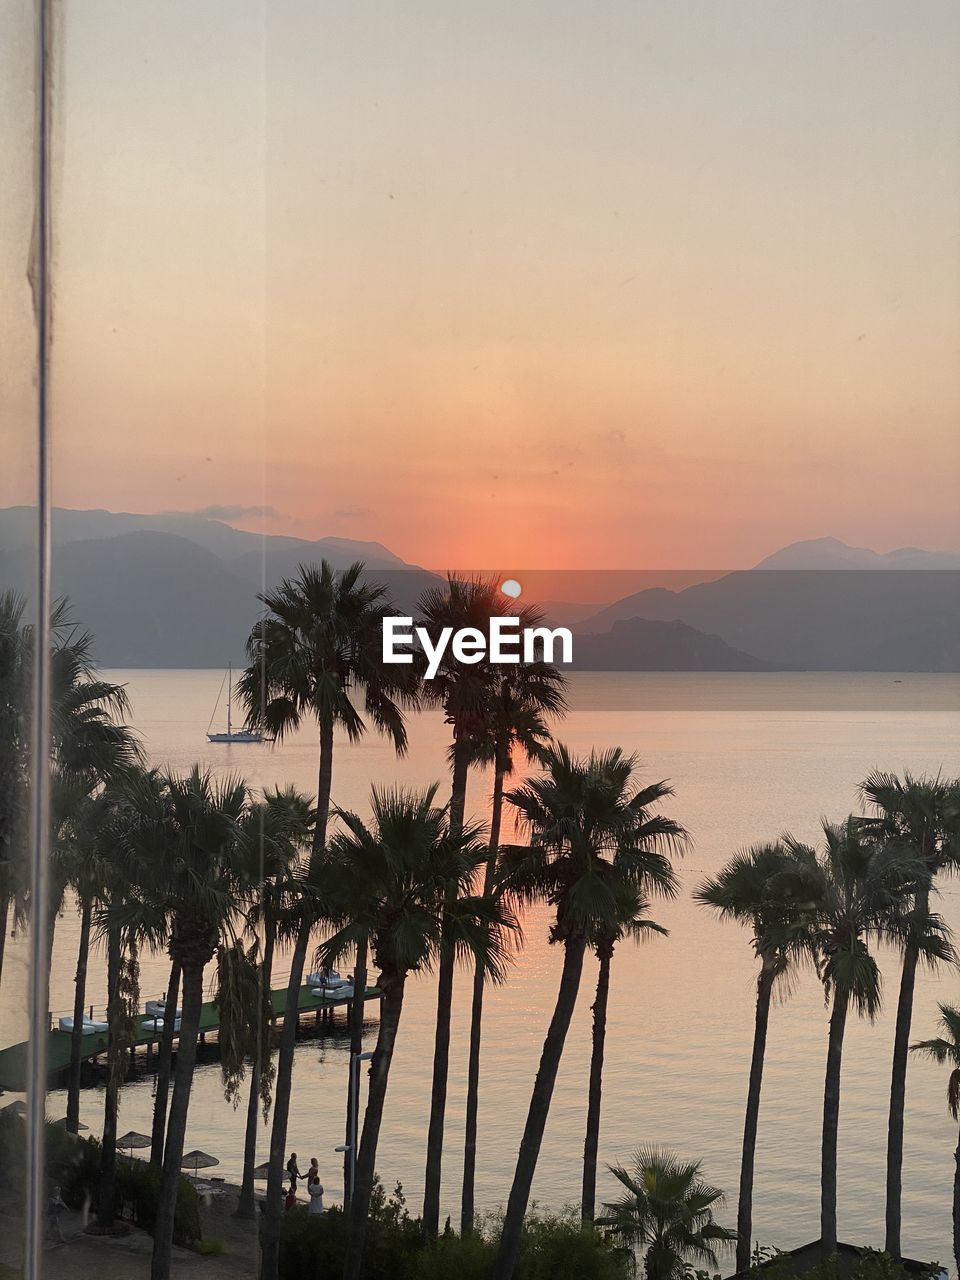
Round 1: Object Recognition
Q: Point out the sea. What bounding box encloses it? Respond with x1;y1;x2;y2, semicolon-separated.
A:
2;670;959;1265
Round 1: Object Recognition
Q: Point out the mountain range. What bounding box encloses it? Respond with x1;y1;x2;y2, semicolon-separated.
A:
0;511;956;671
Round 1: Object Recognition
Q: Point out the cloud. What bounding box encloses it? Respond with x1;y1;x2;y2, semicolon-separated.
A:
190;505;281;521
332;506;373;520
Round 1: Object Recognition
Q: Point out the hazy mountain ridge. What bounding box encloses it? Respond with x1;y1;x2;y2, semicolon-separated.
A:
0;508;436;667
566;618;783;672
0;514;956;670
578;559;960;672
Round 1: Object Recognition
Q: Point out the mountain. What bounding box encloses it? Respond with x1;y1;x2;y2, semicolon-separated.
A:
567;618;782;671
0;506;409;569
2;517;956;671
0;508;437;668
752;537;960;572
578;540;960;671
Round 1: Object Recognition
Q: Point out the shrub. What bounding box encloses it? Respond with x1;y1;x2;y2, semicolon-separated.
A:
516;1211;632;1280
115;1160;201;1245
409;1232;496;1280
279;1179;422;1280
193;1236;225;1256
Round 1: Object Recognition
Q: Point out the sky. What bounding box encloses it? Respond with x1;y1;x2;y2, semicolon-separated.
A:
7;1;960;569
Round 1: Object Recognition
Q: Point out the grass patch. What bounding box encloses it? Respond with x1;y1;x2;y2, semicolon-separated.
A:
193;1237;226;1256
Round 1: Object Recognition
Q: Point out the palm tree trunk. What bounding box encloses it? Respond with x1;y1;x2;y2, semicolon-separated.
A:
581;941;612;1223
66;896;92;1133
343;935;368;1209
260;715;335;1280
96;927;122;1230
821;987;849;1259
461;756;507;1236
343;977;406;1280
494;935;587;1280
736;958;776;1271
150;961;182;1165
422;735;471;1238
151;957;204;1280
237;927;275;1219
953;1125;960;1279
885;888;926;1258
0;887;9;994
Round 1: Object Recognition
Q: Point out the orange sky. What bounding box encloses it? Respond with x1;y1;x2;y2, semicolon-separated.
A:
9;1;959;569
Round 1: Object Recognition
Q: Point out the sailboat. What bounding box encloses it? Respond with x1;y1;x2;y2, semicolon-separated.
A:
206;665;264;743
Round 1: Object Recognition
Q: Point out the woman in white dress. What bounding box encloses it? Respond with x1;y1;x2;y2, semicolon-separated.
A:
307;1173;325;1215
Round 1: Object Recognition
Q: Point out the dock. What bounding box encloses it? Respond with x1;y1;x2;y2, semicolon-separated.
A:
0;982;381;1092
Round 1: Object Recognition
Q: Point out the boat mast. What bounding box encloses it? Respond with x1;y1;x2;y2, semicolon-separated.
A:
227;664;232;737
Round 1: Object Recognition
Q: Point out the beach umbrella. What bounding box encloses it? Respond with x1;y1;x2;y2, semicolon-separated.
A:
52;1117;89;1132
181;1149;220;1177
253;1162;271;1181
117;1130;152;1158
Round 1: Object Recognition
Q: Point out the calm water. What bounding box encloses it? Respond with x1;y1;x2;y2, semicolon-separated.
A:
3;671;959;1266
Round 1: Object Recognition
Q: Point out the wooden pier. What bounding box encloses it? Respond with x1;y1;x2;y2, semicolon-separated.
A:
0;982;381;1091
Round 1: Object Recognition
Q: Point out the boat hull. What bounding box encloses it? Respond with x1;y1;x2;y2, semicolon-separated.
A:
206;731;263;743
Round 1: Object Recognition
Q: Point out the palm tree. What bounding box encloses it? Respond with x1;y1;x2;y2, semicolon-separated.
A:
238;559;418;1271
582;891;672;1225
787;819;948;1257
77;768;154;1231
111;765;255;1280
0;591;30;996
694;842;816;1269
234;787;314;1219
598;1146;737;1280
417;576;545;1238
910;1003;960;1274
149;958;181;1165
859;770;960;1257
317;784;516;1280
493;744;679;1280
50;625;140;1136
581;776;685;1224
461;661;567;1235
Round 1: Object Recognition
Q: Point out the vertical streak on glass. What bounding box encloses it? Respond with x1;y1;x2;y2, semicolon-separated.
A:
25;0;52;1275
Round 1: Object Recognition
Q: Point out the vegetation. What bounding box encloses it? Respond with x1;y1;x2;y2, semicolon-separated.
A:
318;784;516;1280
910;1002;960;1274
238;559;418;1279
695;842;815;1269
598;1146;737;1280
493;744;682;1280
857;771;960;1258
0;566;955;1280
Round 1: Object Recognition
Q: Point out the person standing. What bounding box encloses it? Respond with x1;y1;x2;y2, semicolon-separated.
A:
307;1177;325;1216
286;1152;304;1193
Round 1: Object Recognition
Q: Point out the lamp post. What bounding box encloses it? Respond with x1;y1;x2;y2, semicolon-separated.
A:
336;1049;373;1208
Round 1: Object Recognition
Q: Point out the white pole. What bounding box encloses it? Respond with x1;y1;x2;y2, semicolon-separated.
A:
227;664;233;736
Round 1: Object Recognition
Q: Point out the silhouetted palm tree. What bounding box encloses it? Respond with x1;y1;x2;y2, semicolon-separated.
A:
317;785;516;1280
910;1003;960;1274
234;787;314;1219
238;559;418;1273
786;820;946;1257
110;766;255;1280
493;744;677;1280
0;591;30;996
598;1146;737;1280
581;776;684;1224
695;841;816;1269
461;661;566;1235
859;770;960;1257
417;575;533;1237
582;898;672;1225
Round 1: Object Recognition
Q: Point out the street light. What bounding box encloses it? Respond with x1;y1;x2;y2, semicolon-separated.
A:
338;1050;374;1207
